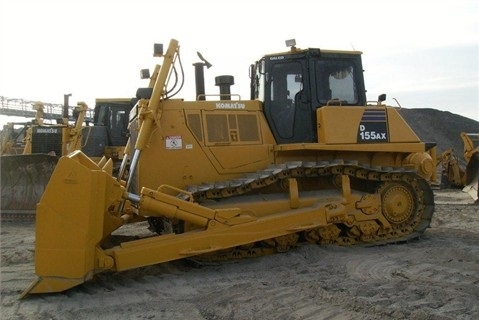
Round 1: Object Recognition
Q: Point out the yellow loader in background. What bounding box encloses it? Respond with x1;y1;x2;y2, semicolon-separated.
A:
22;39;437;297
438;132;479;201
461;132;479;201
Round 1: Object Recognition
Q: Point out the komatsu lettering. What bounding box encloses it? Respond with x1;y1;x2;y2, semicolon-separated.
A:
215;102;246;109
36;128;60;134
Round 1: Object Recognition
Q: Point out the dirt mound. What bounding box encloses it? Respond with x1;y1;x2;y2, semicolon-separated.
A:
398;108;478;165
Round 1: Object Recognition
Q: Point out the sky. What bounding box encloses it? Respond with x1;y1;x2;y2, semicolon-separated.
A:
0;0;478;127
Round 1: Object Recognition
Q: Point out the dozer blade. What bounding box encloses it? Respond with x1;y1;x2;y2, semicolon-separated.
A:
21;150;125;298
0;154;58;214
463;151;479;201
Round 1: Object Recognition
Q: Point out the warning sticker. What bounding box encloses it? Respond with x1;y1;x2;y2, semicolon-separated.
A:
166;135;182;149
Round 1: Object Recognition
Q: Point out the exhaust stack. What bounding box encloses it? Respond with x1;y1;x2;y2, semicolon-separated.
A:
194;52;212;101
63;93;72;124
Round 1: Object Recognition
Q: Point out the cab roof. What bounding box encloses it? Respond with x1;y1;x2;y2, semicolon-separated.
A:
264;46;363;57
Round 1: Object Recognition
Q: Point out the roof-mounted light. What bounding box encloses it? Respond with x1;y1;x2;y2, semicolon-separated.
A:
140;69;150;79
153;43;164;57
285;39;296;49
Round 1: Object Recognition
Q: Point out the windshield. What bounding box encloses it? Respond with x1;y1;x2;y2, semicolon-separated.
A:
315;60;358;104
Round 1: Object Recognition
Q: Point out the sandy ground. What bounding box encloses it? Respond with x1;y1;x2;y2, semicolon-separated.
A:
1;189;478;320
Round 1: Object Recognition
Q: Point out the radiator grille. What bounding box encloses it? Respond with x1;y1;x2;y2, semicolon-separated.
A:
238;114;259;141
206;114;229;143
187;114;203;142
32;127;63;155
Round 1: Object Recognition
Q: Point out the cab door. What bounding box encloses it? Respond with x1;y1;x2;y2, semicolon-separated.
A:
264;59;314;144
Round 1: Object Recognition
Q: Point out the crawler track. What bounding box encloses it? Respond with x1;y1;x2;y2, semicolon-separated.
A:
182;160;435;258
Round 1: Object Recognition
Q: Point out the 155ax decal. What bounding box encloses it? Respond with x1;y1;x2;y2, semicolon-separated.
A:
357;109;389;143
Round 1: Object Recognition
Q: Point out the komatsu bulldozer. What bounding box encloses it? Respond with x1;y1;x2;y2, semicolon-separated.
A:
1;99;88;214
22;39;437;297
1;97;133;215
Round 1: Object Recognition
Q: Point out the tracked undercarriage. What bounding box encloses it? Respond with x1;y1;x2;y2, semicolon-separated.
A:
147;160;434;261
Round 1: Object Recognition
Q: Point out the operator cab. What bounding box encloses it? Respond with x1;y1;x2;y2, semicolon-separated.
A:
93;99;134;146
251;40;367;144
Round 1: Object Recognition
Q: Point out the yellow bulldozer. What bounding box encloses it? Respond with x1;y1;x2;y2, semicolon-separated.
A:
0;97;134;215
22;39;438;297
